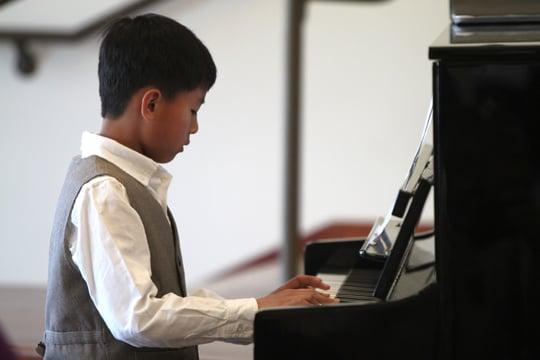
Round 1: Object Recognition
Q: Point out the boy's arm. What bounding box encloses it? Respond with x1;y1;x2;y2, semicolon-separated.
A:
69;176;258;348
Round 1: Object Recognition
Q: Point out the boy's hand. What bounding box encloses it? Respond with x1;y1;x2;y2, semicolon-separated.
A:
270;275;329;294
256;275;340;308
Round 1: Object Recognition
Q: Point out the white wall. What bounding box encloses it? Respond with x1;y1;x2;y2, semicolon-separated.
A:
0;0;448;287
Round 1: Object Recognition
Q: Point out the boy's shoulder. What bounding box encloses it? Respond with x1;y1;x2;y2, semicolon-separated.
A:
63;154;161;215
66;155;130;184
60;155;134;208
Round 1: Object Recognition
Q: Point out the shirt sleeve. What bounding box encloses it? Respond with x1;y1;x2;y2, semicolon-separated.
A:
69;176;259;348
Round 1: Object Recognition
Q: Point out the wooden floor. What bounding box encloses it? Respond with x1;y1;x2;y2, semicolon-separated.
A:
0;286;45;360
0;261;281;360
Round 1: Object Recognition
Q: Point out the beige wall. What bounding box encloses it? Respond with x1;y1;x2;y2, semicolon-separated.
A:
0;0;448;287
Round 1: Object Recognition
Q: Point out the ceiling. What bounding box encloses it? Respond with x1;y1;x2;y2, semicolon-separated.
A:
0;0;145;33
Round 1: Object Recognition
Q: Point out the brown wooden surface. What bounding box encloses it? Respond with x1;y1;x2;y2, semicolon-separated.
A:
214;221;433;280
0;286;44;359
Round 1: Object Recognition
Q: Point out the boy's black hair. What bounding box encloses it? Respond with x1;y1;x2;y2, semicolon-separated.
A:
98;14;216;118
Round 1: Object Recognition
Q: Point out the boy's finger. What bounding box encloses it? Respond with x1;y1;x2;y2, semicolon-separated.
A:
290;275;330;289
314;292;339;304
314;288;331;296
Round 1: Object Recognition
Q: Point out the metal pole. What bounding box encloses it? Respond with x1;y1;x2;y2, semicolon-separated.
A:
283;0;305;281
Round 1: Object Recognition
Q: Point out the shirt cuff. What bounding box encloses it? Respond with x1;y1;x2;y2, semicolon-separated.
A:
225;298;259;322
219;298;258;342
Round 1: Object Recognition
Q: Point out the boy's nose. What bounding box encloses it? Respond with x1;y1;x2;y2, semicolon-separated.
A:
190;119;199;134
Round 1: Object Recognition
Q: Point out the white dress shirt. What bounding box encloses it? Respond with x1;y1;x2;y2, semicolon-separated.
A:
68;131;258;348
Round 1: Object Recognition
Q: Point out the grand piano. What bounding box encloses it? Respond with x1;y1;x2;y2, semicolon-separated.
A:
254;5;540;360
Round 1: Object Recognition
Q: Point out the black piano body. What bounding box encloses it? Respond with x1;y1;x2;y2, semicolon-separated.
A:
432;26;540;359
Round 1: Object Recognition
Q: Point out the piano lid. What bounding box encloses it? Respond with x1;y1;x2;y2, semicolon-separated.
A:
429;25;540;61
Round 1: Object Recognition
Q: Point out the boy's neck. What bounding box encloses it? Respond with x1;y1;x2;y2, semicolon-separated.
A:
100;112;144;155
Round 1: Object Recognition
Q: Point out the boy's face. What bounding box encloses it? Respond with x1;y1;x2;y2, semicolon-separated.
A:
142;87;206;163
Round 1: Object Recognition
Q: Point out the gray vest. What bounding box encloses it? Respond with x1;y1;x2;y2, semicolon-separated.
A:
40;155;198;360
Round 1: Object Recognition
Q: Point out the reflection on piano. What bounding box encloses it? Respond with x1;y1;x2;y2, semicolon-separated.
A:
316;231;436;305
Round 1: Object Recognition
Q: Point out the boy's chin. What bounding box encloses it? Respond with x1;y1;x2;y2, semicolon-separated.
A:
156;146;186;163
154;152;178;164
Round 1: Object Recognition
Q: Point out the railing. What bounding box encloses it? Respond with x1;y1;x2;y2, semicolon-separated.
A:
0;0;165;75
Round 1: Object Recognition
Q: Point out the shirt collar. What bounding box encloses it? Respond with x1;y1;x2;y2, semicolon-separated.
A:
80;131;172;188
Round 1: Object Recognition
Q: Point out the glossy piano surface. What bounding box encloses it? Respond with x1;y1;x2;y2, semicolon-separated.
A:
432;25;540;359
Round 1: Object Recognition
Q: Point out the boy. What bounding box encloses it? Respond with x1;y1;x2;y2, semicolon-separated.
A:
38;13;337;360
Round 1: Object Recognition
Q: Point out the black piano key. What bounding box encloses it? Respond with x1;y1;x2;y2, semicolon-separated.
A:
339;289;373;295
334;267;381;302
340;286;376;292
339;285;374;292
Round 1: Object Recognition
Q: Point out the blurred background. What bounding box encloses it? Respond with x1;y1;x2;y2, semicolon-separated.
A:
0;0;448;358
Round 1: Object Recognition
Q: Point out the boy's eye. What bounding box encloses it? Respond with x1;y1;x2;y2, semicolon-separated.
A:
191;110;197;115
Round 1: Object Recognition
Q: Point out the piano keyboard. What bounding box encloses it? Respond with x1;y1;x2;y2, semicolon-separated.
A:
317;268;382;304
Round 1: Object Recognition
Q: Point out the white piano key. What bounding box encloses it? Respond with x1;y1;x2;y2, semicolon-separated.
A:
317;272;349;297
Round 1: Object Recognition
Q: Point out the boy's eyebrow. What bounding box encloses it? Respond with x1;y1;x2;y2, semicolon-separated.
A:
199;97;205;105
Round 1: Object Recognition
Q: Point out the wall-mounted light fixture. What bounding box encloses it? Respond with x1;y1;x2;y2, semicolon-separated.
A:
0;0;164;75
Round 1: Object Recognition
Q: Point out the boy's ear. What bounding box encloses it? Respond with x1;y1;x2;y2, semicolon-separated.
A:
141;88;162;121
